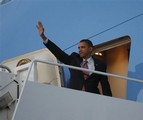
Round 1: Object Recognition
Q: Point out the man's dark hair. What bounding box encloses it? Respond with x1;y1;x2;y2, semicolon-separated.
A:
80;39;93;47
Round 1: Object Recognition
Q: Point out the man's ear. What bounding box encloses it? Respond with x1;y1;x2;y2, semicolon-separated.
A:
89;47;93;52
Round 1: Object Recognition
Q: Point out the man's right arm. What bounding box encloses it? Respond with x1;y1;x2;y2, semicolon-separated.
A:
36;21;70;64
44;39;71;65
37;21;48;43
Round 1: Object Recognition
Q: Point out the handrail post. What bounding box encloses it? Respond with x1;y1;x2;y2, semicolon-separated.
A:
33;62;38;82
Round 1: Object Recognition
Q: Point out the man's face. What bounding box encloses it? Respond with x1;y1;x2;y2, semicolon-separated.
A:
78;42;93;59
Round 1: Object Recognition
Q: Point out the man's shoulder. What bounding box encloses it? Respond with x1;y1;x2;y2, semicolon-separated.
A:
70;52;82;60
71;52;79;56
93;57;106;65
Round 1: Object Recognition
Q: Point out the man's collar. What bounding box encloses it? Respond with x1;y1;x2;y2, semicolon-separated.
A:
83;57;93;63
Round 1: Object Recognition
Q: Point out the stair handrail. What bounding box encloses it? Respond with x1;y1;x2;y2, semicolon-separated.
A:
12;59;143;120
26;59;143;84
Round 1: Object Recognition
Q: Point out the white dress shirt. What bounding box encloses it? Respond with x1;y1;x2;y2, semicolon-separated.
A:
82;57;95;75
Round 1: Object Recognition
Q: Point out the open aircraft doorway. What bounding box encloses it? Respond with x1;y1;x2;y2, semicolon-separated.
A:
92;36;131;99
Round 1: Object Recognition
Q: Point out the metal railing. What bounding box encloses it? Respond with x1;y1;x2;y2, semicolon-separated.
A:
26;59;143;84
12;59;143;120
